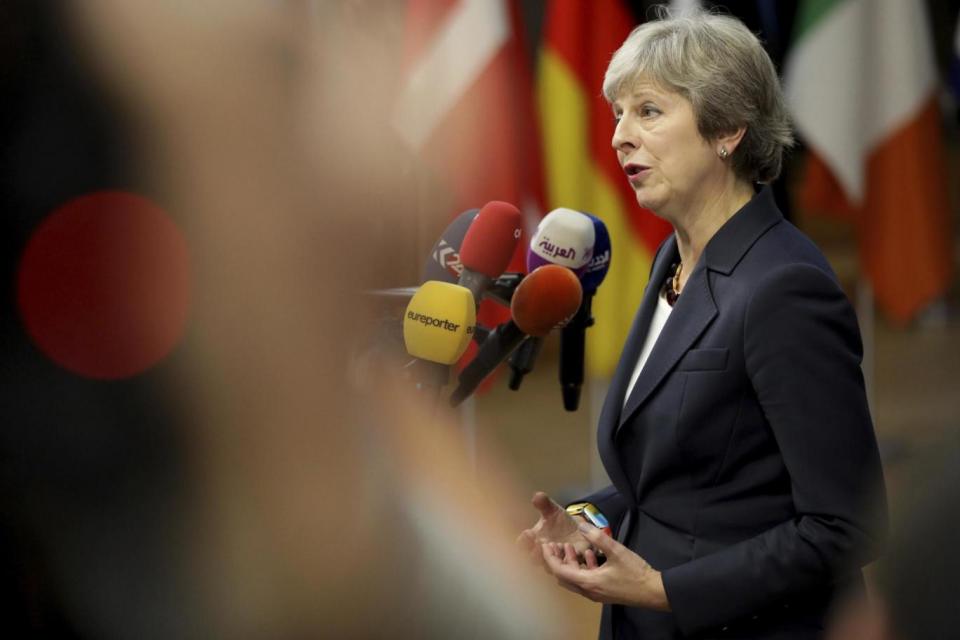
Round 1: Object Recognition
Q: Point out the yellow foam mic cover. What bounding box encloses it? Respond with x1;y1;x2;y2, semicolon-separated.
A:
403;281;476;365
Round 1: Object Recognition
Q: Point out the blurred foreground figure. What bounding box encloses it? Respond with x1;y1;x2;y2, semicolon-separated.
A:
827;439;960;640
0;1;568;637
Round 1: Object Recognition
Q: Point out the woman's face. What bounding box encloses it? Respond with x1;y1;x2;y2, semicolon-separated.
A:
611;79;718;218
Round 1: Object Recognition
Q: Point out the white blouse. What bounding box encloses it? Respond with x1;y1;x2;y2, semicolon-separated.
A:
623;289;673;408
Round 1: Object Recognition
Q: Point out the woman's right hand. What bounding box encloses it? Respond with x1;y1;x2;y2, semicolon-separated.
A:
517;492;591;568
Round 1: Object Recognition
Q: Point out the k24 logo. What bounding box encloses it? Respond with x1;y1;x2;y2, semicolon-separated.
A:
433;239;463;277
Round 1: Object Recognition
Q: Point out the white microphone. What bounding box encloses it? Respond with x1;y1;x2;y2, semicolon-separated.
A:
526;208;595;274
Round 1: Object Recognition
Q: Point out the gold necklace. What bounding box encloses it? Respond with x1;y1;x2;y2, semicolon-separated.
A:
664;262;682;307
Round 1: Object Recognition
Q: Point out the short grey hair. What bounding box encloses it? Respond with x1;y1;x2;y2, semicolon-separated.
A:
603;6;794;184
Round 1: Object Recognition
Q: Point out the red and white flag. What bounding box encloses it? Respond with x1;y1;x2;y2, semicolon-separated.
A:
395;0;545;380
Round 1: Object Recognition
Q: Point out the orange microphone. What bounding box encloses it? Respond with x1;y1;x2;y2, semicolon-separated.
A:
511;265;583;336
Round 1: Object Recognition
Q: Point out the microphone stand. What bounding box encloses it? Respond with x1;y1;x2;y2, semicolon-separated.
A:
560;292;595;411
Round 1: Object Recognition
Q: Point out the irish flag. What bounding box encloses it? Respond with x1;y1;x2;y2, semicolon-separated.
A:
785;0;953;324
538;0;672;376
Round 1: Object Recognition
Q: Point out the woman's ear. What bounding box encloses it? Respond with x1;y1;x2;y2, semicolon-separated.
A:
716;126;747;157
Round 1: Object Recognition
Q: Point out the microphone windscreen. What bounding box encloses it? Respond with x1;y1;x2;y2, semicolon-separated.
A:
459;201;522;278
403;281;476;364
421;208;479;284
580;213;611;293
510;265;582;337
526;208;595;274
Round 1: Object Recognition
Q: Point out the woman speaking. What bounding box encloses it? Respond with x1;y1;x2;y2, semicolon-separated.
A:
518;8;886;639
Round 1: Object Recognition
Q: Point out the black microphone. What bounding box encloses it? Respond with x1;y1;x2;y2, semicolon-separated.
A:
421;208;479;284
483;272;524;307
507;336;543;390
559;214;611;411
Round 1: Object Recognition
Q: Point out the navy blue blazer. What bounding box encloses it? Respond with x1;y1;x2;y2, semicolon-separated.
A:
584;188;887;639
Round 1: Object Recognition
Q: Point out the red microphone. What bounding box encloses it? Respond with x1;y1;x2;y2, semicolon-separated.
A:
450;265;582;406
457;201;522;308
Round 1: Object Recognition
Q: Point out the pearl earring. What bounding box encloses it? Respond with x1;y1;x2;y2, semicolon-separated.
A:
718;147;729;159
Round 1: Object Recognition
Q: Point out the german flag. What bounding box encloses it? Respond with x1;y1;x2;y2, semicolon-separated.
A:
538;1;671;376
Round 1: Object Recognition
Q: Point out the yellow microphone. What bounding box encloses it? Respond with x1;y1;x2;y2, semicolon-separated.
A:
403;281;476;392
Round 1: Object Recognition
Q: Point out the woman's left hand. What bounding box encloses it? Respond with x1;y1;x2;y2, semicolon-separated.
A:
541;523;671;611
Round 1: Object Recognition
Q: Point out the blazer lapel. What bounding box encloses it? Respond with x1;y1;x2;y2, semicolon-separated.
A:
594;187;784;500
596;239;677;498
615;186;783;432
617;261;718;432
